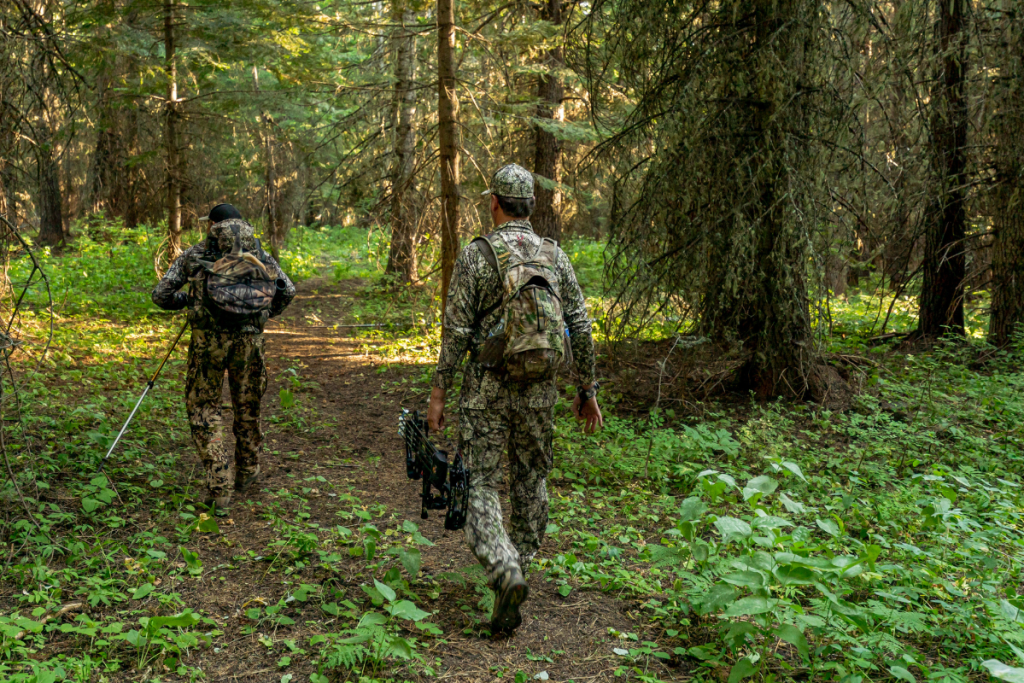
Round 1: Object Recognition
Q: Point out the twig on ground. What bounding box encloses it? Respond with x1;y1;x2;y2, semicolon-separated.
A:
14;601;84;639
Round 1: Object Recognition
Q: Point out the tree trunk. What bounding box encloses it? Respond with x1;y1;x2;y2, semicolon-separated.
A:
253;65;282;260
989;6;1024;348
87;69;118;217
532;0;564;242
36;138;64;246
438;0;461;310
164;0;182;259
916;0;968;338
700;0;845;405
0;111;13;222
385;3;420;282
264;116;280;259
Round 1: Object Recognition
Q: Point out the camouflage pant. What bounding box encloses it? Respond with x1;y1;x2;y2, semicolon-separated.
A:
185;328;268;493
459;405;554;587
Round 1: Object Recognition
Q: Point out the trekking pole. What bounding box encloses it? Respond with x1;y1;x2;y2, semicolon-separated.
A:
98;320;189;472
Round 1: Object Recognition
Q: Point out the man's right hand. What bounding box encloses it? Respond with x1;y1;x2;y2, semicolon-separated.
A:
572;393;604;434
427;386;447;433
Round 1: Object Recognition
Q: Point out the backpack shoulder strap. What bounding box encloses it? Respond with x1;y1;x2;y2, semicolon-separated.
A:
471;232;513;280
537;238;559;269
469;233;510;328
471;236;499;277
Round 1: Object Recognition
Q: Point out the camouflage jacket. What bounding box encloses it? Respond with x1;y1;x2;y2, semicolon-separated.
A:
152;223;295;334
433;219;596;409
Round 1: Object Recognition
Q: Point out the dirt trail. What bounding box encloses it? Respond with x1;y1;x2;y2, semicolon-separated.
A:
180;275;666;682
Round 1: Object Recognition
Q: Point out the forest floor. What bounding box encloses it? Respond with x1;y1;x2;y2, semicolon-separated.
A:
173;272;671;683
3;225;1024;683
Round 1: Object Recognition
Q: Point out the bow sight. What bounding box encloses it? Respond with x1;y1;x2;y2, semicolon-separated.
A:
398;409;470;531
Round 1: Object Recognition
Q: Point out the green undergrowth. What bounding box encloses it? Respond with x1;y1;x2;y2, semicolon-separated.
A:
539;337;1024;682
3;222;1024;682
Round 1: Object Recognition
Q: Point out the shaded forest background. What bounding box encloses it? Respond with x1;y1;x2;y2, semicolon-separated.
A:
2;0;1024;391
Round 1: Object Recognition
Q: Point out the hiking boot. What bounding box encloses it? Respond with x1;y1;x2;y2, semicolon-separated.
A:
490;566;528;634
203;488;231;513
234;465;261;492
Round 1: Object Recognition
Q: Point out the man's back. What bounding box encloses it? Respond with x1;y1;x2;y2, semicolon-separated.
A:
436;218;595;409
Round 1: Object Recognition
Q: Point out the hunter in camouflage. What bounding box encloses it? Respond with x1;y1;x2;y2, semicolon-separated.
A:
428;164;603;633
152;204;295;509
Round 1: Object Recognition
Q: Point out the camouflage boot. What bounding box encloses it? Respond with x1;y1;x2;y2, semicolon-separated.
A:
203;487;231;514
234;464;260;492
490;565;528;634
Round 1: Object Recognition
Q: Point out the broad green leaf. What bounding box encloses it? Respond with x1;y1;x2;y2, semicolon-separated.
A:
196;515;220;534
558;584;573;597
775;623;809;661
387;547;421;577
714;517;751;543
373;579;397;603
150;610;200;629
751;515;791;530
697;584;738;614
721;571;765;589
686;645;716;661
774;565;816;586
889;665;916;682
386;636;415;659
816;518;840;537
722;596;775;617
82;497;102;513
678;497;707;522
385;600;431;622
357;612;387;627
781;461;807;482
724;621;757;649
280;389;296;409
984;660;1024;683
1001;599;1024;624
779;493;806;514
132;583;155;600
728;656;758;683
743;475;778;500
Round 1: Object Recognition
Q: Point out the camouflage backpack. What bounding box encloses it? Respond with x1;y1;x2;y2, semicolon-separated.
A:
195;222;278;324
474;233;572;382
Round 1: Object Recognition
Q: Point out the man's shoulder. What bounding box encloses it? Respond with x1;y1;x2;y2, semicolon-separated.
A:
183;240;214;259
457;239;492;271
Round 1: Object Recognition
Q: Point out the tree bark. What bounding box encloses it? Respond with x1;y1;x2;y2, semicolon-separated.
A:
0;99;14;222
532;0;564;242
385;3;420;282
437;0;461;310
253;65;282;260
916;0;968;338
29;41;63;246
36;137;64;246
87;69;118;217
164;0;182;259
989;6;1024;348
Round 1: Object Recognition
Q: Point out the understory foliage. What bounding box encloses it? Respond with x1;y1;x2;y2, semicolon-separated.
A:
1;225;1023;683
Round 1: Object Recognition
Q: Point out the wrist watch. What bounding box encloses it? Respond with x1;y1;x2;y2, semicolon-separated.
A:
577;382;600;403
